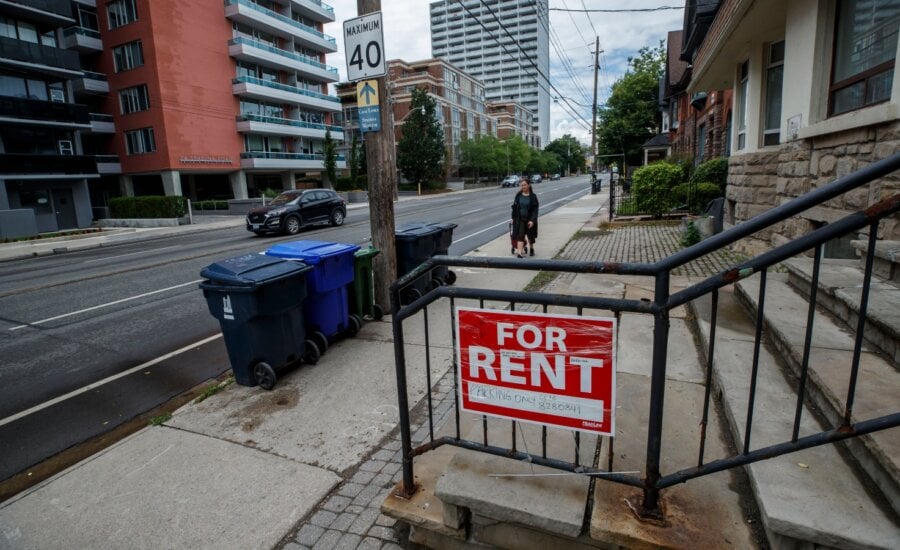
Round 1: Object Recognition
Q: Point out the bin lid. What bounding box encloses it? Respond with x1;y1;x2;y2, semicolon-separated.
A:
200;253;310;288
355;246;380;259
395;222;443;241
265;240;360;265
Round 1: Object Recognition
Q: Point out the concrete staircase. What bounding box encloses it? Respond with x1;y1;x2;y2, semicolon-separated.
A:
691;254;899;548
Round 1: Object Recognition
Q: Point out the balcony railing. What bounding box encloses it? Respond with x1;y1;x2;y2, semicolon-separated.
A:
228;37;338;75
0;36;81;73
241;151;345;161
237;112;343;133
0;153;97;175
295;0;334;15
6;0;74;22
232;75;339;104
89;113;114;123
63;26;101;40
0;96;90;124
82;70;108;81
94;154;120;163
224;0;336;46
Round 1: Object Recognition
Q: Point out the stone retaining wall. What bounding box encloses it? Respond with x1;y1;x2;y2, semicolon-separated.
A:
726;120;900;255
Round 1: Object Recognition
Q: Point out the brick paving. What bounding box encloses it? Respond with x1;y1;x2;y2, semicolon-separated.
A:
275;219;743;549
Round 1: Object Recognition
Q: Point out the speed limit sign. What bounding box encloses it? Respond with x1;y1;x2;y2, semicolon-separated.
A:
343;12;386;82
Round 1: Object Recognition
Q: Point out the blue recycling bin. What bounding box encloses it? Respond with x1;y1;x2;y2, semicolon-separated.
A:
200;253;316;390
265;240;361;352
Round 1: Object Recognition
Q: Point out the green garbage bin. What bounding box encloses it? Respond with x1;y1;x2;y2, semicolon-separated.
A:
350;246;383;320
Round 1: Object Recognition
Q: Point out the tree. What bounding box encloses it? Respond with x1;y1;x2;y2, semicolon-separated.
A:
503;135;531;175
545;135;586;175
397;87;445;188
597;43;666;169
323;128;337;187
459;135;500;180
349;133;361;187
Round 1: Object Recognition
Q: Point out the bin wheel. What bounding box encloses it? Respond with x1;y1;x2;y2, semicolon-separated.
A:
253;362;277;391
311;330;329;354
347;314;362;336
407;288;422;304
372;304;384;320
446;270;457;285
303;340;320;364
430;278;443;290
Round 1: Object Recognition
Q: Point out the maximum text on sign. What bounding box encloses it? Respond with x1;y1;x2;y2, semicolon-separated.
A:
455;308;616;435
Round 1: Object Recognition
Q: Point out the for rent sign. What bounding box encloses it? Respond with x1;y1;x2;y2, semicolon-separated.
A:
456;308;616;435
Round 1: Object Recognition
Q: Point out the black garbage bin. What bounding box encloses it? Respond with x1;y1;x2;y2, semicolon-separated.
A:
200;253;318;390
429;222;458;285
395;222;442;302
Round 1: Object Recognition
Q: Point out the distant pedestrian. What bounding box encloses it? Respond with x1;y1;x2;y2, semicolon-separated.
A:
511;178;538;258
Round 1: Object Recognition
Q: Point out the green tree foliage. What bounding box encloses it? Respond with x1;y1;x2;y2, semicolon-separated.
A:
545;135;586;175
459;135;501;179
631;162;684;217
597;43;666;169
323;128;337;186
504;135;531;175
689;157;729;188
349;132;361;186
397;87;445;187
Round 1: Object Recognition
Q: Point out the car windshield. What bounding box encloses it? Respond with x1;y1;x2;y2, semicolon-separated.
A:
269;192;300;206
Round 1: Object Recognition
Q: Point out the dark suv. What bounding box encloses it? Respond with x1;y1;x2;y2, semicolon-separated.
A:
246;189;347;236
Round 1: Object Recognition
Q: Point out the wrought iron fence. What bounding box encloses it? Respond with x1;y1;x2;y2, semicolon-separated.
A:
389;153;900;518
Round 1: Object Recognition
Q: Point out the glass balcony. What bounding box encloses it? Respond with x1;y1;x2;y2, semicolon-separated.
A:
73;71;109;95
0;96;90;127
236;112;343;138
5;0;75;26
0;36;81;77
224;0;337;52
232;75;340;111
63;26;103;52
94;154;121;174
240;151;345;169
0;153;97;176
290;0;335;24
88;113;115;133
228;36;338;82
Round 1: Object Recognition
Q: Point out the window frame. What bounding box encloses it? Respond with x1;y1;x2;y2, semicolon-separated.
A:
112;40;144;72
736;60;749;151
763;41;785;147
107;0;138;30
827;0;898;116
124;127;155;155
119;84;150;114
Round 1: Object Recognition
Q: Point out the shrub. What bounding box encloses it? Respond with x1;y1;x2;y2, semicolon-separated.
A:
193;200;229;211
109;196;186;218
631;162;684;217
690;157;729;187
673;181;723;213
681;220;702;248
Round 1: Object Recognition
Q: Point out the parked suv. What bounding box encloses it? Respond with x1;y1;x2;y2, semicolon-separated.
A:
246;189;347;236
501;175;520;187
530;174;542;184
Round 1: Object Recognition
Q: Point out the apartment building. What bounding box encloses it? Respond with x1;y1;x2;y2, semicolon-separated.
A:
430;0;549;149
486;100;537;147
336;58;497;177
0;0;344;236
0;0;99;234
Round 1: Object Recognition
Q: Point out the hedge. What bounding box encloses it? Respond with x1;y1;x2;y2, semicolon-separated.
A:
631;163;684;217
109;196;187;218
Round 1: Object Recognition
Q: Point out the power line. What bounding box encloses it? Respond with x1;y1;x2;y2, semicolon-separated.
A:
550;6;683;13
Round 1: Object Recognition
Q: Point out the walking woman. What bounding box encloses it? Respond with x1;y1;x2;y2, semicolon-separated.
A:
511;177;538;258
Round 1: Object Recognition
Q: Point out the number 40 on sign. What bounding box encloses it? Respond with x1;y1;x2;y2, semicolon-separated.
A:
343;12;386;82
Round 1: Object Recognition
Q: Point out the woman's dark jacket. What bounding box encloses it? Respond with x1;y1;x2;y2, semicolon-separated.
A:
511;191;539;242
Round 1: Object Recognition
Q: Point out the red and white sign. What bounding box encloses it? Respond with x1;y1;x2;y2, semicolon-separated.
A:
455;307;616;435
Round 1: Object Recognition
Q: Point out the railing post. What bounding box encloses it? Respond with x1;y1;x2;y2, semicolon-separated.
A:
639;270;670;519
390;284;416;498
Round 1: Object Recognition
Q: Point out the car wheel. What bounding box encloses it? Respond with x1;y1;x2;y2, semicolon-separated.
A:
330;209;345;226
284;215;301;235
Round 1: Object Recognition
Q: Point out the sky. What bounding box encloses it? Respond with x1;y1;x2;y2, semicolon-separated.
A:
323;1;685;146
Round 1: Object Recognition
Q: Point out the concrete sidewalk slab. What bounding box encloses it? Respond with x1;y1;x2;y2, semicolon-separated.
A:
0;426;339;550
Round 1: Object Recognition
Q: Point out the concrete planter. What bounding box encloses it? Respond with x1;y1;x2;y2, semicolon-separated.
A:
227;198;265;215
347;191;368;203
98;217;186;228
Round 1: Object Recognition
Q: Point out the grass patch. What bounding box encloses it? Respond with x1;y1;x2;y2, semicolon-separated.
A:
524;270;559;292
193;377;234;404
2;228;103;244
149;412;172;426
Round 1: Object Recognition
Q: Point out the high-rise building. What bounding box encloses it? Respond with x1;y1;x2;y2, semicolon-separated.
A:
430;0;549;149
1;0;343;236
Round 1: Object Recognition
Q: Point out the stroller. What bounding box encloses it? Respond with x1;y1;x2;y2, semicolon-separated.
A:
508;221;530;255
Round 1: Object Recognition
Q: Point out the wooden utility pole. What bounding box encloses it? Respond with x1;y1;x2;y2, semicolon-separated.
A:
591;37;600;173
357;0;397;311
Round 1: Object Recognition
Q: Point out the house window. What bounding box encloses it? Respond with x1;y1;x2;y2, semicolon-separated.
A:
763;41;785;146
671;99;679;129
737;60;749;150
119;85;149;114
697;123;707;162
112;41;143;72
125;127;155;155
107;0;138;30
830;0;899;116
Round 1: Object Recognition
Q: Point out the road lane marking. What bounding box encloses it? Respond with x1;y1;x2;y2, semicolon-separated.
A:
461;208;484;215
0;333;223;427
83;245;180;264
8;279;203;331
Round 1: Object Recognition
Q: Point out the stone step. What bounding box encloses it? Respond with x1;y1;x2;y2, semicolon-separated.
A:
736;272;900;517
691;283;899;549
783;258;900;368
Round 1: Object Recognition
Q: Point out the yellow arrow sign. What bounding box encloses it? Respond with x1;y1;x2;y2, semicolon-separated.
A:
356;80;379;107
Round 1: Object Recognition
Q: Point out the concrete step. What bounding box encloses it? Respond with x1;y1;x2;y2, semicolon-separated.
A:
736;273;900;517
783;258;900;368
691;283;900;549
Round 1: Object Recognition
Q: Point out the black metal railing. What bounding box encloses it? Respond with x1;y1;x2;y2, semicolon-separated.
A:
389;152;900;518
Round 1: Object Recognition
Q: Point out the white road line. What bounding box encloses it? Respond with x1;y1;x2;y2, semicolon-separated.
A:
0;334;223;428
454;188;588;243
461;208;484;216
8;279;203;331
83;245;179;264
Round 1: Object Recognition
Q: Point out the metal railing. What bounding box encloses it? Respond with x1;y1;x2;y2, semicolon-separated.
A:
224;0;336;45
389;152;900;518
236;112;342;133
232;76;339;103
227;37;338;75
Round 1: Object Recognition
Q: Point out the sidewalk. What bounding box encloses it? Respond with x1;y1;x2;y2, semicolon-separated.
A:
0;186;611;549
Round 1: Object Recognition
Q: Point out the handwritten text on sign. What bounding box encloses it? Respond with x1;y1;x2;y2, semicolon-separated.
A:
456;308;616;435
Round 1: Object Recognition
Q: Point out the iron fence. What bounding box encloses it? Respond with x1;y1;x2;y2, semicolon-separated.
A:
389;153;900;519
